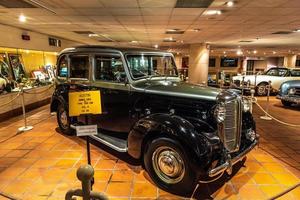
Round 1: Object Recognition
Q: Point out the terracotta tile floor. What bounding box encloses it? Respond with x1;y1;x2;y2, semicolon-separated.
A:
0;98;299;200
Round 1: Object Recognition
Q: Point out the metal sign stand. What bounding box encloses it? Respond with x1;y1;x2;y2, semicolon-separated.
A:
83;115;94;190
260;81;272;121
18;84;33;132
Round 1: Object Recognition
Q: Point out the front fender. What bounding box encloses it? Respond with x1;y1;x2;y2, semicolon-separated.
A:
128;113;213;170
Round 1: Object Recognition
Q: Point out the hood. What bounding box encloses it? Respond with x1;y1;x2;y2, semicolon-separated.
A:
131;78;221;101
281;80;300;88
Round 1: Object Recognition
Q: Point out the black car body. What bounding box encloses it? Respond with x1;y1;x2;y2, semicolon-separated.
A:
277;80;300;106
50;46;258;196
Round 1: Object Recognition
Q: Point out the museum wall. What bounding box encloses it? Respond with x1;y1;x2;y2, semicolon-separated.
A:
0;24;79;52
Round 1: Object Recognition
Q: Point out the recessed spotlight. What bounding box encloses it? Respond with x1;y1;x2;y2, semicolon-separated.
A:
226;1;234;7
193;28;201;32
131;40;138;43
293;29;300;32
237;50;243;55
253;50;257;54
223;51;226;54
154;44;159;48
180;40;184;43
273;51;276;54
88;34;99;37
204;10;222;15
19;14;26;22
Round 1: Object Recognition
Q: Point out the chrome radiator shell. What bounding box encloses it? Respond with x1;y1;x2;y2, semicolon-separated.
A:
216;90;242;153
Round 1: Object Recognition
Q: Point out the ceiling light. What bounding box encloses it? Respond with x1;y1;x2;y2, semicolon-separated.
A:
88;34;99;37
131;40;138;43
167;29;179;32
193;28;201;32
204;10;222;15
154;44;159;48
223;51;226;54
237;50;243;55
293;29;300;32
273;51;276;54
226;1;234;7
19;14;26;22
253;50;257;54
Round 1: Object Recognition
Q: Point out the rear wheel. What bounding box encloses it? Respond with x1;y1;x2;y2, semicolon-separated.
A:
57;104;74;135
143;138;198;196
256;83;268;96
281;100;292;107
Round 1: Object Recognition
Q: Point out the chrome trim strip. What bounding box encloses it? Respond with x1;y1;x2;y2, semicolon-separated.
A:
209;140;258;177
277;95;300;103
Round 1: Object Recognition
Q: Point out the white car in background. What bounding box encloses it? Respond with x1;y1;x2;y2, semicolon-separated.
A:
232;67;300;96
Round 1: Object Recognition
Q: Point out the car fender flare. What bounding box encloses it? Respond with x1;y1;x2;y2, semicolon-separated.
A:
50;95;67;113
127;113;212;170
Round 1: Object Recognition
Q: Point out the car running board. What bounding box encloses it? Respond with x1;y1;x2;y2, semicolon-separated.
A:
70;124;128;152
90;134;128;152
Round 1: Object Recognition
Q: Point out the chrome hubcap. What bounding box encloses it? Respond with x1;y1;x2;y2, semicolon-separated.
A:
60;109;68;128
152;146;185;184
258;86;266;95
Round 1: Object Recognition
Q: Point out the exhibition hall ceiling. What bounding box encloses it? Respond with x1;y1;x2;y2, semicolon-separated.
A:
0;0;300;52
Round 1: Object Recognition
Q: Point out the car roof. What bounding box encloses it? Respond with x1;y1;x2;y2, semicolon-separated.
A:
59;45;172;55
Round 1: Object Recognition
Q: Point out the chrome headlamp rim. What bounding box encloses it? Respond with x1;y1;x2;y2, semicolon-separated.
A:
242;97;251;112
289;88;296;95
214;103;226;123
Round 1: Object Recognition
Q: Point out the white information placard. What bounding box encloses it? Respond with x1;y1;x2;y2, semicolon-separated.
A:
76;125;98;136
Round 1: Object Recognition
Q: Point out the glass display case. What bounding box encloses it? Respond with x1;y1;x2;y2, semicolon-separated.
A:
0;47;57;95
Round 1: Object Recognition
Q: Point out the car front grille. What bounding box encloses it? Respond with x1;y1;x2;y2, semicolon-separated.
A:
223;99;242;152
295;88;300;96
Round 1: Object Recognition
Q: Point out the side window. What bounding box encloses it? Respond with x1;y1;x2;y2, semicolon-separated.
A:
70;55;89;79
95;55;126;82
57;55;68;77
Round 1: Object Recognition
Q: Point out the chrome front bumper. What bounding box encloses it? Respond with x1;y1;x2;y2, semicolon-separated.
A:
277;95;300;104
208;139;258;177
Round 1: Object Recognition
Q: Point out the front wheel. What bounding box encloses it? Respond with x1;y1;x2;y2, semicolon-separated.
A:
143;138;198;196
57;104;74;135
281;100;292;107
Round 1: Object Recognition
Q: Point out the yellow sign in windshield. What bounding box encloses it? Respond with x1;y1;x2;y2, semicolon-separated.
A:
69;91;102;117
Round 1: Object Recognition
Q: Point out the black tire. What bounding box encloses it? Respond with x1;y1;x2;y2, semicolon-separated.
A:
281;100;292;107
256;83;268;96
143;137;198;196
57;103;74;135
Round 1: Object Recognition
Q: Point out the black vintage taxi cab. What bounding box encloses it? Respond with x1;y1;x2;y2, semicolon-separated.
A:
50;45;258;195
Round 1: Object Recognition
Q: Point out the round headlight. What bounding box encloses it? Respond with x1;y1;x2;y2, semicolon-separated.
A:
214;104;226;123
289;88;296;95
243;98;251;112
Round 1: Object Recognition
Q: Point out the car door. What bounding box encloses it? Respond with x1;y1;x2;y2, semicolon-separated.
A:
90;53;134;133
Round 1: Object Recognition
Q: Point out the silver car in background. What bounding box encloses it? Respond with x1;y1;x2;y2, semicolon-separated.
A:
277;80;300;107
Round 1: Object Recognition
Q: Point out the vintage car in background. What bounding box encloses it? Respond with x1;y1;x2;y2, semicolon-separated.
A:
51;46;258;196
277;80;300;107
232;67;300;96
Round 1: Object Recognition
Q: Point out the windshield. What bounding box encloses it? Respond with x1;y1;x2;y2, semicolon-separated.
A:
126;54;178;79
265;68;288;76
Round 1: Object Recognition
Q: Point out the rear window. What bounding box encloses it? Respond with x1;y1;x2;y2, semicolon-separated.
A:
57;55;68;77
291;70;300;77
